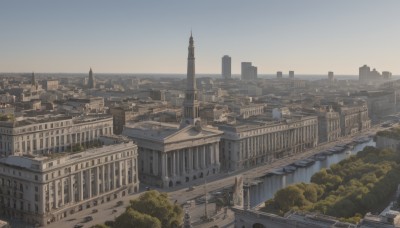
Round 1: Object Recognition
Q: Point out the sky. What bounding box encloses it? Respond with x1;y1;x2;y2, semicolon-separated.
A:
0;1;399;75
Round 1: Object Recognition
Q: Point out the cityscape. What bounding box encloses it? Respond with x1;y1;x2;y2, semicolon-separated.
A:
1;1;400;228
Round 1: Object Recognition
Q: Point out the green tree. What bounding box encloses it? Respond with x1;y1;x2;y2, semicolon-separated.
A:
115;208;161;228
274;185;307;212
130;190;183;228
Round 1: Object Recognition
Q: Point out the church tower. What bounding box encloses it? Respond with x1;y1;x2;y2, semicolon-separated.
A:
88;68;96;89
31;72;36;85
181;33;201;128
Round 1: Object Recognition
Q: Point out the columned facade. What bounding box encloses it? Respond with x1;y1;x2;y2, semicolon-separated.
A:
0;142;138;226
218;116;319;172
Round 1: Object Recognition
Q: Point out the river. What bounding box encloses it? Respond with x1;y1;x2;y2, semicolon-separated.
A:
247;139;376;208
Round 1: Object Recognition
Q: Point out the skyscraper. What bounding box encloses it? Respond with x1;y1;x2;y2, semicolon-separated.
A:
88;67;96;89
222;55;231;79
181;33;201;127
289;71;294;78
241;62;257;80
328;71;334;81
359;65;371;81
277;71;283;78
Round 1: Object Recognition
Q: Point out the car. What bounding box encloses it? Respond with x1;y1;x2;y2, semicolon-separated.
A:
187;186;196;191
92;209;98;213
116;200;123;206
74;224;84;228
83;216;93;222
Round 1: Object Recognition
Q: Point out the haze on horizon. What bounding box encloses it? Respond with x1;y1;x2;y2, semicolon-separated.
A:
0;0;399;75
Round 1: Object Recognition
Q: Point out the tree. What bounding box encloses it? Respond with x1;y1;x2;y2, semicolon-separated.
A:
130;190;183;228
274;185;307;212
115;208;161;228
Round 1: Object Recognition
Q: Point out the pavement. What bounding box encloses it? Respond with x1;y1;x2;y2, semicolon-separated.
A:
18;125;384;228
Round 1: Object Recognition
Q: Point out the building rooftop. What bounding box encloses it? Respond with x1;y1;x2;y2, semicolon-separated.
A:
0;141;136;172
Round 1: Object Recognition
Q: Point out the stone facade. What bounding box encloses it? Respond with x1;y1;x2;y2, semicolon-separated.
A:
317;108;341;143
123;121;222;188
218;116;318;172
0;140;139;226
338;105;371;137
0;115;113;157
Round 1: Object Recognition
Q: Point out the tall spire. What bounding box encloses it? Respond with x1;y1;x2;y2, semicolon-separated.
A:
88;67;96;89
31;72;36;85
181;33;200;128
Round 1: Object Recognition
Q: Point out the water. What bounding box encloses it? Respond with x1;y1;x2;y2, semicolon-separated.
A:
248;140;376;208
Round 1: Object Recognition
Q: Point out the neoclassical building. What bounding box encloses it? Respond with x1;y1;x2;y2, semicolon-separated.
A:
0;114;113;157
123;34;223;188
0;136;138;226
218;115;318;172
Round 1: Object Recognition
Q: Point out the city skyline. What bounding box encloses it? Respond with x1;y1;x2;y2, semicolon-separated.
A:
1;0;399;74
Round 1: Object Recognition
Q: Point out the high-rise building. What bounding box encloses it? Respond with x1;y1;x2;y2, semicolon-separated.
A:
359;65;371;81
277;71;283;78
241;62;257;80
289;71;294;78
88;68;96;89
222;55;231;79
328;71;334;81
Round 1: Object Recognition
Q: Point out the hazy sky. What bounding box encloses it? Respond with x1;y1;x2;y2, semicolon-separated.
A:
0;1;399;75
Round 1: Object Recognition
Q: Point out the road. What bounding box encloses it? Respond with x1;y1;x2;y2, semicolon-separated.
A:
42;125;384;228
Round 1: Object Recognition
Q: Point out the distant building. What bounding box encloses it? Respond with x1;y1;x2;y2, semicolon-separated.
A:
289;71;294;78
222;55;231;79
277;71;283;78
337;104;371;136
382;71;392;80
110;107;136;135
241;62;257;80
317;107;341;143
359;65;383;82
88;68;96;89
0;138;139;226
328;71;334;81
43;80;59;91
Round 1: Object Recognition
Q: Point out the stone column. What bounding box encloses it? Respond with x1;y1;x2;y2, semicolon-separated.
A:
194;147;198;170
172;151;176;177
202;146;206;169
102;164;106;193
54;180;58;209
124;160;129;186
153;151;158;176
60;178;64;206
87;169;92;199
69;175;73;203
161;153;166;178
79;171;83;201
94;167;99;196
182;149;186;175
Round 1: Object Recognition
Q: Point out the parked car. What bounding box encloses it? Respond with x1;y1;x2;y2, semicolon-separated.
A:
92;209;98;213
74;224;84;228
83;216;93;222
116;200;123;206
